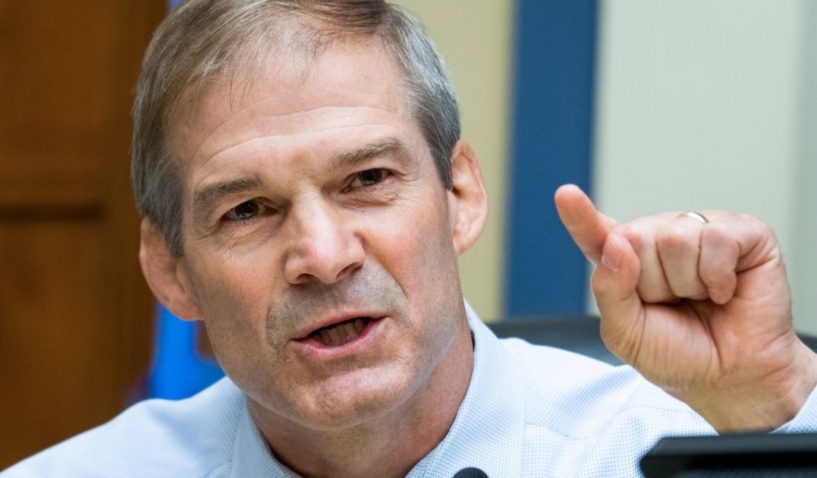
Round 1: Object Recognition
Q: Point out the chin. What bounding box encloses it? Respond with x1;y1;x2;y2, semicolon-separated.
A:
292;367;420;431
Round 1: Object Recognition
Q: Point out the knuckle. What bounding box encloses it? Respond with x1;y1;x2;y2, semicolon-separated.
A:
758;221;776;240
702;220;730;239
620;221;647;239
738;212;759;222
739;213;774;233
656;224;695;253
619;223;647;251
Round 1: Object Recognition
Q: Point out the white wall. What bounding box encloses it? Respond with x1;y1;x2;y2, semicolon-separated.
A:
792;1;817;334
393;0;513;321
594;0;817;333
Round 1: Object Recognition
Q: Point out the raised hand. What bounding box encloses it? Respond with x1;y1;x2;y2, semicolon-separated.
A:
554;184;817;431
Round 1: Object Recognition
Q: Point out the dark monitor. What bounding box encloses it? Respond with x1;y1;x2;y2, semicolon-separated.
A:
640;432;817;477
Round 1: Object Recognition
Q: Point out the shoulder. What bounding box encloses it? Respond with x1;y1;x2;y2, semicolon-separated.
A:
497;337;705;437
3;378;244;478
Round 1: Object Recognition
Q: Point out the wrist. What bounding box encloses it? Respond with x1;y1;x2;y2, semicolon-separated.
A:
694;341;817;432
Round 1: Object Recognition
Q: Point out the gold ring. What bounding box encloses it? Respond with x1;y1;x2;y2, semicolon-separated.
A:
677;211;709;224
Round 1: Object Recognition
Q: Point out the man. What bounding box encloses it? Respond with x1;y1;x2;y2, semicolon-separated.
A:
5;0;817;476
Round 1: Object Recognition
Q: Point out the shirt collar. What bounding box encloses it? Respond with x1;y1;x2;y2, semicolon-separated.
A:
231;403;294;478
231;301;524;478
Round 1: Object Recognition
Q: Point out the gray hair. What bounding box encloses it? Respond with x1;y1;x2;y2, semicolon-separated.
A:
131;0;460;256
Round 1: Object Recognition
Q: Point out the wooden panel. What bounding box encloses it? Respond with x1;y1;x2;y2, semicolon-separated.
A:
0;0;167;468
0;221;119;454
0;178;103;221
1;3;128;182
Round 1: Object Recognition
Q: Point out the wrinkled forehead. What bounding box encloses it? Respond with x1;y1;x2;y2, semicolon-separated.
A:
166;34;411;165
164;37;416;178
166;26;324;145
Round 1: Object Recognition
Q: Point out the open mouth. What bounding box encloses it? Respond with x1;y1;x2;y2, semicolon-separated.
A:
306;316;374;347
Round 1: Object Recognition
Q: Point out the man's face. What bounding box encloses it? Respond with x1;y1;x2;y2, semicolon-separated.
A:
159;40;477;431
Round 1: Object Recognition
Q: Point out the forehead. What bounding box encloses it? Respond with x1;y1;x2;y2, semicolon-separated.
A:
168;38;413;167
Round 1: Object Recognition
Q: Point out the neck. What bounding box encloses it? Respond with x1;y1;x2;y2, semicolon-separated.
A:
250;318;474;478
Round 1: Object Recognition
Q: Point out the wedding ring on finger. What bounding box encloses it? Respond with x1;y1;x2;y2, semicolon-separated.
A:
677;211;709;224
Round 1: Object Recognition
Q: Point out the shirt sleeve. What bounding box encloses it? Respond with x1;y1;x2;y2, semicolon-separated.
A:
774;383;817;433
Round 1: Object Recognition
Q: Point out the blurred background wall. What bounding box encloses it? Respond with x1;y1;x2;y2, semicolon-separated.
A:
593;0;817;335
393;0;513;322
401;0;817;334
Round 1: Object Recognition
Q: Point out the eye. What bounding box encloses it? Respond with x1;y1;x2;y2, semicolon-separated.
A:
224;200;263;222
351;168;390;188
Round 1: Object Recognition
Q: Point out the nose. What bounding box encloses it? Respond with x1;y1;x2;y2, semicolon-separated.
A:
283;199;365;285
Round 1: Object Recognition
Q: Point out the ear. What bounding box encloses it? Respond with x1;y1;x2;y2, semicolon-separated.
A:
447;140;488;255
139;218;201;321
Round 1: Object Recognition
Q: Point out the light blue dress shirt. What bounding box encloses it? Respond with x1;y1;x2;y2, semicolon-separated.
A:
6;304;817;477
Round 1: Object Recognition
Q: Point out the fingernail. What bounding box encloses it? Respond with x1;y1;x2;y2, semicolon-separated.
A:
601;253;619;273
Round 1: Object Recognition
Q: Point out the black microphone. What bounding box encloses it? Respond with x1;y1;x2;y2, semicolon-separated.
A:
452;467;488;478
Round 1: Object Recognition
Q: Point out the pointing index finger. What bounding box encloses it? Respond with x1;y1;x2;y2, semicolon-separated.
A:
554;184;616;264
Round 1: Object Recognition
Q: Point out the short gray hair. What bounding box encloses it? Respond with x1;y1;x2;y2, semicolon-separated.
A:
131;0;460;256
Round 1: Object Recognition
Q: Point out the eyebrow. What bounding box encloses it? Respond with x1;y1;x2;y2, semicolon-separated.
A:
327;137;407;171
190;137;408;221
192;175;264;223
